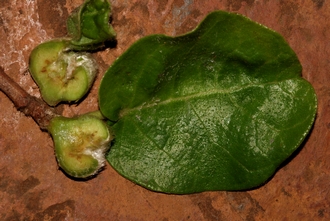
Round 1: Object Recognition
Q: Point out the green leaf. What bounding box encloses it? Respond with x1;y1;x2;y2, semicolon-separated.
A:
67;0;116;50
99;11;317;193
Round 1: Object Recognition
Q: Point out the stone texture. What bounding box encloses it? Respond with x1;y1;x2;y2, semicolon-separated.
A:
0;0;329;220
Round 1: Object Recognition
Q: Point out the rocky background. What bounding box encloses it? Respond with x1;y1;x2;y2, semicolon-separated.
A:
0;0;329;220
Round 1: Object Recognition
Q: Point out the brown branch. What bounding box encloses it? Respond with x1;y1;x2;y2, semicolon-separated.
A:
0;66;60;130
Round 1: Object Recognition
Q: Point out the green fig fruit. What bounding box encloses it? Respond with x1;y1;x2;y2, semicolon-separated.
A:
48;113;111;178
29;39;97;106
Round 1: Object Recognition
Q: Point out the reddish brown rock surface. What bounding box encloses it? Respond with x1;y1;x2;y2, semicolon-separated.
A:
0;0;329;220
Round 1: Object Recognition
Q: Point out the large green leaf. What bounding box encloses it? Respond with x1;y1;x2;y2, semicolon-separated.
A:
99;11;317;193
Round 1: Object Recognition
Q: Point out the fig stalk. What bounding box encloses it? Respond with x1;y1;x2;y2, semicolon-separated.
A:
0;66;59;129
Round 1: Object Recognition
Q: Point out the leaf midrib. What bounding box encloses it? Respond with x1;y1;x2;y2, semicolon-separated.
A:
119;78;298;118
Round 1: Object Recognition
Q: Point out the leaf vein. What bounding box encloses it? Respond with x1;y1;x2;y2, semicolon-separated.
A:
189;102;251;173
123;79;296;116
130;118;177;162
